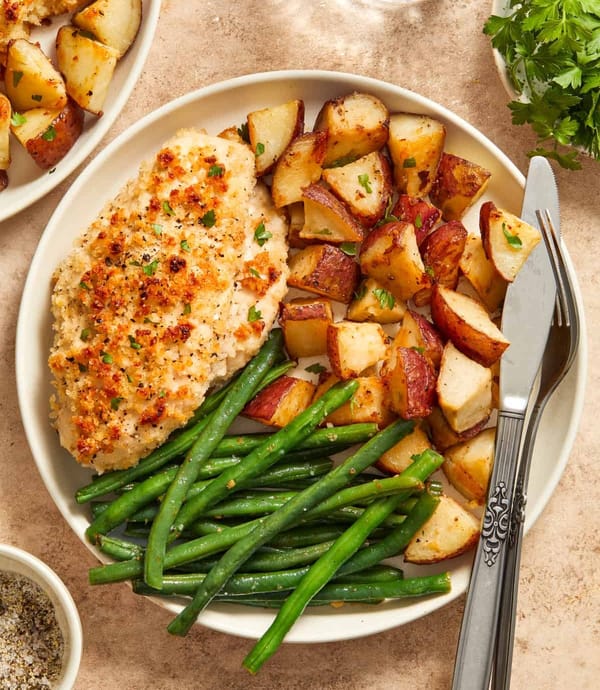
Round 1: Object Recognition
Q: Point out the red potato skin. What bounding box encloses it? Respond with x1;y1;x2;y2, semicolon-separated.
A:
426;406;490;451
243;376;300;420
26;98;84;169
392;194;441;245
479;200;497;263
429;284;509;367
288;244;361;303
0;170;7;191
383;346;437;419
420;220;468;289
407;309;445;370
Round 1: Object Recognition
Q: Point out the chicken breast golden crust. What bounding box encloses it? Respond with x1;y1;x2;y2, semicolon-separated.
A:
49;128;289;472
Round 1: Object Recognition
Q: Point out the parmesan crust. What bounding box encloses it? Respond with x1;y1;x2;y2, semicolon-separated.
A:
48;129;289;472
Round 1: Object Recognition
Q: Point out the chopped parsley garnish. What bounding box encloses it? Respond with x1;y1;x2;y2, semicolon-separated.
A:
425;265;436;278
110;397;124;410
254;222;272;246
411;346;425;354
162;200;175;216
305;362;327;375
354;283;368;300
329;154;358;168
101;352;113;364
237;122;250;143
502;222;523;249
79;281;91;290
376;197;399;227
128;335;142;350
201;210;216;227
42;126;56;142
12;71;23;88
402;157;417;168
183;303;191;315
248;305;262;322
340;242;358;257
249;267;262;278
373;287;396;310
313;228;332;235
414;213;423;229
255;142;265;156
31;94;42;102
180;239;191;252
143;260;159;276
10;112;27;127
208;164;224;177
80;328;91;341
151;223;163;235
358;173;372;193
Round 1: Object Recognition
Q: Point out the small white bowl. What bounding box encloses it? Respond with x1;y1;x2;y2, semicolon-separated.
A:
0;544;82;689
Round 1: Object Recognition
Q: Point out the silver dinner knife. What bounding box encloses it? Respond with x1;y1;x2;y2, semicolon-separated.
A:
451;157;557;690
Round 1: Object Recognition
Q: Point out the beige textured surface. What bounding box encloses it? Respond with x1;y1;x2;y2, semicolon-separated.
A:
1;1;599;688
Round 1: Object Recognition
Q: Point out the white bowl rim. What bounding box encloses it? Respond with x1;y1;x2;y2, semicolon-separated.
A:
0;543;82;689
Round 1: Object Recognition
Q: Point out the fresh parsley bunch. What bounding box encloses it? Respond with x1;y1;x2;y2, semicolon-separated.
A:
484;0;600;169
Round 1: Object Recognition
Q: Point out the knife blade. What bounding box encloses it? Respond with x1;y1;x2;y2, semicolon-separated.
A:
451;156;557;690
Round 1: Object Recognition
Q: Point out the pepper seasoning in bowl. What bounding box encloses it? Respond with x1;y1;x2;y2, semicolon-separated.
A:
0;544;82;689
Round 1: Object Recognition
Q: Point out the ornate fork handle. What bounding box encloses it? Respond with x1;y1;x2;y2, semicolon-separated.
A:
451;411;525;690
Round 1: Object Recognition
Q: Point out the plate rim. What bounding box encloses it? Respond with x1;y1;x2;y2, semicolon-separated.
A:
0;0;162;223
15;68;588;643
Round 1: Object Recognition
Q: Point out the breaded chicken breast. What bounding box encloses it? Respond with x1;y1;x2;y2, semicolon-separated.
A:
49;129;289;472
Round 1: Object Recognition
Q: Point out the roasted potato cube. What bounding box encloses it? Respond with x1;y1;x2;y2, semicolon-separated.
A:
56;25;120;116
443;427;495;504
459;233;508;313
314;91;389;166
376;424;432;475
391;194;441;246
387;112;446;197
382;345;437;420
0;94;11;172
5;38;67;111
437;341;492;434
429;152;492;221
393;309;444;370
347;277;406;324
285;202;311;249
413;220;468;306
479;201;542;282
10;98;84;169
404;494;480;563
247;99;305;176
300;183;365;243
73;0;143;58
287;243;360;303
327;320;388;379
426;406;489;452
321;150;393;227
279;297;333;359
243;375;316;428
359;221;431;301
430;284;509;367
271;131;328;208
314;372;395;427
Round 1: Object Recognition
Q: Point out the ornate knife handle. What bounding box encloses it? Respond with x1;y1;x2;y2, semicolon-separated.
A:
451;411;524;690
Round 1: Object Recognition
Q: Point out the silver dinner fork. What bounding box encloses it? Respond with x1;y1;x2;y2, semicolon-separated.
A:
492;209;581;689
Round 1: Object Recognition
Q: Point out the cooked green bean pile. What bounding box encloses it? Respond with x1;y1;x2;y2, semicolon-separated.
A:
77;330;451;672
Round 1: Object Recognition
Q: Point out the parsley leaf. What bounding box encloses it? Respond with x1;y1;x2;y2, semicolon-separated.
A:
358;173;372;193
247;305;262;322
373;287;396;310
254;222;272;246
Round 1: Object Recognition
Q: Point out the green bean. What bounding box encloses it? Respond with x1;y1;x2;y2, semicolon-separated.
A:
227;573;451;610
166;418;414;636
243;490;413;672
144;330;285;589
97;535;144;561
169;379;359;541
211;423;378;458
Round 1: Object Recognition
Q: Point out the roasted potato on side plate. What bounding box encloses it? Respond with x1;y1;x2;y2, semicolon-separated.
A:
287;243;360;303
243;375;316;428
459;233;508;313
347;278;406;324
376;424;433;475
73;0;143;58
5;38;68;111
382;344;437;420
279;297;333;359
10;98;84;169
443;427;495;504
326;320;388;379
300;183;365;243
0;94;11;181
429;152;491;221
314;373;395;427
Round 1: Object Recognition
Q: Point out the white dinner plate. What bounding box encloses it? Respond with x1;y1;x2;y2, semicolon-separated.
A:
15;70;588;643
0;0;161;222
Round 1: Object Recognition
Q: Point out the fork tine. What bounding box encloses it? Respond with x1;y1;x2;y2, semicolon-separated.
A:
536;209;569;327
